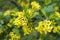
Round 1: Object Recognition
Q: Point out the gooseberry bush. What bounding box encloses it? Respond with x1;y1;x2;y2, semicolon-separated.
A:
0;0;60;40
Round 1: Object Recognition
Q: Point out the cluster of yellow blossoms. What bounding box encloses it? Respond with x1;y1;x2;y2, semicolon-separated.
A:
31;1;41;10
13;11;28;28
21;1;30;7
22;26;32;35
55;12;60;18
53;26;60;33
1;0;60;40
35;20;53;34
13;11;33;35
20;1;41;11
27;9;33;17
9;32;20;40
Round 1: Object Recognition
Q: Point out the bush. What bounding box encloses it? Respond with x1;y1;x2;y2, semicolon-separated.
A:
0;0;60;40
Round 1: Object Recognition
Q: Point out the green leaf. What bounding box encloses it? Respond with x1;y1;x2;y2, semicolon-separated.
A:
0;20;4;24
24;6;31;19
44;5;54;13
45;0;51;5
41;8;47;18
4;15;11;23
27;31;40;40
32;12;39;18
0;11;3;19
21;31;39;40
12;28;19;34
0;25;7;31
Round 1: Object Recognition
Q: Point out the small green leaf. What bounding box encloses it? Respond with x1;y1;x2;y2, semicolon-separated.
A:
41;8;47;18
45;0;51;5
32;12;39;18
12;28;19;34
0;11;3;19
24;6;31;19
44;5;54;13
0;20;4;24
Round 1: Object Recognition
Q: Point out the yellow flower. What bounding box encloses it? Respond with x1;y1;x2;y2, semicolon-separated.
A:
13;18;21;28
9;32;15;38
13;11;28;28
14;35;20;40
22;26;32;35
53;27;58;33
7;23;11;27
27;9;33;17
17;0;21;4
21;1;29;7
27;9;33;14
17;12;24;17
13;12;28;28
57;26;60;30
13;12;24;18
55;12;60;18
53;26;60;33
9;32;20;40
35;20;53;34
31;1;41;10
21;1;26;7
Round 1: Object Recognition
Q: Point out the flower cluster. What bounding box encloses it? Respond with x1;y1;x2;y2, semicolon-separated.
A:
31;1;41;10
9;32;20;40
53;26;60;33
22;26;32;35
55;12;60;18
13;11;28;28
35;20;53;34
0;0;60;40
